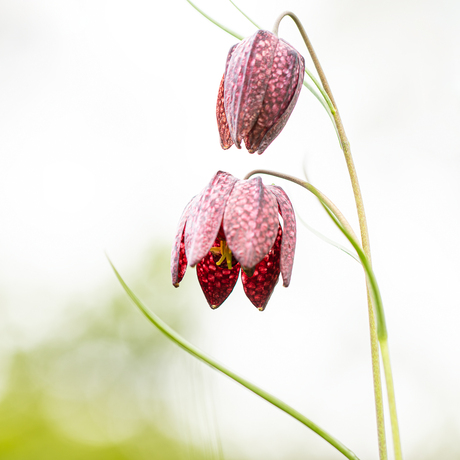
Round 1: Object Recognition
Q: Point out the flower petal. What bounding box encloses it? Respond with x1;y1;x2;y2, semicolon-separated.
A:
196;229;241;309
185;171;238;267
244;39;303;153
256;41;305;154
216;74;234;150
224;177;279;270
265;185;296;287
224;30;279;148
217;44;237;150
171;195;199;287
242;224;282;310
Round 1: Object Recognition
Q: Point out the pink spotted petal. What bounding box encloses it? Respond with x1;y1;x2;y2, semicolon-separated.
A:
171;196;199;287
224;30;279;148
216;74;233;150
196;230;241;309
265;185;296;287
224;177;279;270
185;171;238;267
245;39;303;153
217;44;237;150
242;225;282;310
256;41;305;154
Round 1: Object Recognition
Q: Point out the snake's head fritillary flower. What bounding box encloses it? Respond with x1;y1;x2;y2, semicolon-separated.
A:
217;30;305;155
171;171;296;311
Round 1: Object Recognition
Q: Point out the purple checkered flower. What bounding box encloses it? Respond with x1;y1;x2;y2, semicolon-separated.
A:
171;171;296;311
217;30;305;155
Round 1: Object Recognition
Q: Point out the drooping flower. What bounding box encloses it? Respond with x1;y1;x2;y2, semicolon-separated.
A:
217;30;305;155
171;171;296;311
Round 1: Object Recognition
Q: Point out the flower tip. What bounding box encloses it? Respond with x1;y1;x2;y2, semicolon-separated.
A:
242;266;255;277
173;283;180;288
258;307;265;312
210;304;219;310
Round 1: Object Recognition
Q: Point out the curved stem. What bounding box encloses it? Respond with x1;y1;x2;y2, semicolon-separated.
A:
244;169;387;333
273;12;392;460
244;170;359;244
273;12;335;115
109;258;361;460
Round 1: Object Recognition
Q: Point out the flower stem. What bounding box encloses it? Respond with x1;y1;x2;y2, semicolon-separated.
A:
272;12;395;460
381;339;403;460
108;257;361;460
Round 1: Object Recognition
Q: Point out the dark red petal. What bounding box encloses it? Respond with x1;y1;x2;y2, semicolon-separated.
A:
265;185;296;286
257;41;305;154
185;171;238;267
216;74;234;150
196;230;241;309
171;196;199;286
242;225;282;310
244;39;301;153
224;30;279;148
224;177;279;270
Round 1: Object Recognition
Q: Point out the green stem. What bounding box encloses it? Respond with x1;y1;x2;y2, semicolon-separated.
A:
245;169;407;459
108;258;361;460
244;169;387;338
381;340;403;460
273;12;392;460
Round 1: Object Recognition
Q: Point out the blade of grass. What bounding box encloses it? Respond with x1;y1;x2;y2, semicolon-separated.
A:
297;211;360;263
108;257;361;460
186;0;243;40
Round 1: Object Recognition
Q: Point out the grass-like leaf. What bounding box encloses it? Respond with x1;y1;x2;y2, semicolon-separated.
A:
108;257;361;460
297;211;360;263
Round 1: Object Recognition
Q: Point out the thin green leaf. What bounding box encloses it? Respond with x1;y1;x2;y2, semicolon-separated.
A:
297;212;359;262
108;257;361;460
228;0;261;29
300;187;388;341
186;0;243;40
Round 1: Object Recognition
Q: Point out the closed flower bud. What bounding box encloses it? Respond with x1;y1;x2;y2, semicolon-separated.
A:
217;30;305;155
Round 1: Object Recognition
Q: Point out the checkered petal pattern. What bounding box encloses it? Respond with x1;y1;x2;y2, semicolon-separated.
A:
218;30;304;154
223;176;279;270
196;227;241;309
265;184;296;287
171;195;199;287
216;44;237;150
171;172;296;310
185;171;238;267
241;224;282;310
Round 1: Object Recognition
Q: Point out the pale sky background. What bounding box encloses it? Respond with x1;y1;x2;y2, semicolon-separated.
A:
1;1;460;459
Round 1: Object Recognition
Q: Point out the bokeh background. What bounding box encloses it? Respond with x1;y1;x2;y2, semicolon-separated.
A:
1;0;459;459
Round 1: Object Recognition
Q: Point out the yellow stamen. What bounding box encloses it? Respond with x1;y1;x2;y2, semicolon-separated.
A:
211;239;234;269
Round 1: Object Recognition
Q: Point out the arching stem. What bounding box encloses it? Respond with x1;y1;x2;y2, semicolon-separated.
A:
273;12;391;460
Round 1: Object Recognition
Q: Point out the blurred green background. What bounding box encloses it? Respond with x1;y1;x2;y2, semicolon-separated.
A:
0;247;250;460
0;249;226;459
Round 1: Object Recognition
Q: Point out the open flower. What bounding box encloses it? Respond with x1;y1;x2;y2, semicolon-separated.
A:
171;171;296;311
217;30;305;155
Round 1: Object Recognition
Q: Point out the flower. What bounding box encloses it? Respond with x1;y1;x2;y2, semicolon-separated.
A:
217;30;305;155
171;171;296;311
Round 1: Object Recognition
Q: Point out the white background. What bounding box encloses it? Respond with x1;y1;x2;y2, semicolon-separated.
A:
1;1;459;459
